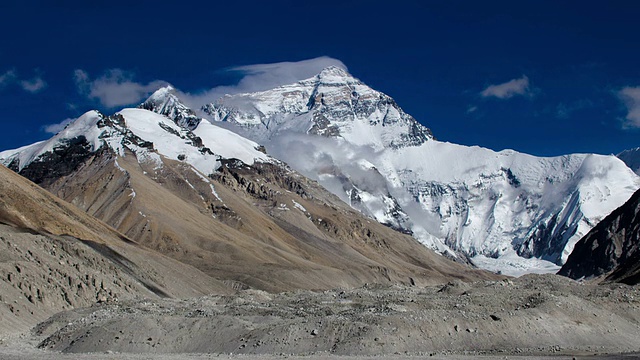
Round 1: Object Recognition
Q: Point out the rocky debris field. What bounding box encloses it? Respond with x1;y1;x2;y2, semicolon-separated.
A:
9;274;638;358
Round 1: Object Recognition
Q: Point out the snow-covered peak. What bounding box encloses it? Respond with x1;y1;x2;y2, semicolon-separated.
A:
314;66;356;84
1;106;271;178
194;68;640;275
203;67;433;150
0;110;104;171
140;86;201;130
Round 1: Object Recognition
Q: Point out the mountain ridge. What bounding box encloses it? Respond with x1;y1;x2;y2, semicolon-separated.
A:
1;100;496;292
3;66;639;277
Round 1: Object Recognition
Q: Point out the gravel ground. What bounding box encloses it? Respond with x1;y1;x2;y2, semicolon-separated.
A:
2;274;638;359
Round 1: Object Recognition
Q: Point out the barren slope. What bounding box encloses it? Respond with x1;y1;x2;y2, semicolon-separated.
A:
0;164;231;335
41;144;497;292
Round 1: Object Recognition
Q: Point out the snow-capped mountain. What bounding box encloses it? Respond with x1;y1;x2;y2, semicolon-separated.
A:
618;147;640;175
203;66;433;150
1;107;270;181
1;101;494;291
197;66;640;275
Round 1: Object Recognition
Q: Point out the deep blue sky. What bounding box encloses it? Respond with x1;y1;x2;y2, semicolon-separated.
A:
1;1;639;156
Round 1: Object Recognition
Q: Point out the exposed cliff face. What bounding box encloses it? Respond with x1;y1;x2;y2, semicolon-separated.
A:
559;188;640;284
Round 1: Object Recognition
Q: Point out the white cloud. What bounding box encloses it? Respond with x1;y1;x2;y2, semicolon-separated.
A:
74;69;168;108
0;69;17;87
73;57;346;111
480;75;531;99
1;69;47;93
177;56;347;110
619;86;640;128
20;76;47;93
43;117;75;134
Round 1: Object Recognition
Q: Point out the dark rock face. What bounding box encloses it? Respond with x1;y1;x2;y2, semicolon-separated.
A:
558;189;640;284
17;136;94;187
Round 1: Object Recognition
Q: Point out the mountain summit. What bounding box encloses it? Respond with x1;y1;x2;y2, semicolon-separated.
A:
203;67;433;150
141;85;202;130
185;67;640;275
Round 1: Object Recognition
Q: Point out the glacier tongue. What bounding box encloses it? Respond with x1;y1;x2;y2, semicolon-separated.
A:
198;66;640;274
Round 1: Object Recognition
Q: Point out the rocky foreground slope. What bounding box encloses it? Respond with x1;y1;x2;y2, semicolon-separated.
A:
31;275;640;357
0;164;232;336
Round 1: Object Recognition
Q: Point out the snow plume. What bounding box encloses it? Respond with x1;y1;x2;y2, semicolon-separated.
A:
619;86;640;128
74;69;168;108
481;75;531;99
43;117;75;134
176;57;347;111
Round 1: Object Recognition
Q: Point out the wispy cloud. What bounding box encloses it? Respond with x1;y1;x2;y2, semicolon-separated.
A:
20;76;47;93
72;57;346;112
619;86;640;128
480;75;531;99
0;69;47;93
177;56;347;110
555;99;594;119
42;117;75;134
0;69;17;87
74;69;168;108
